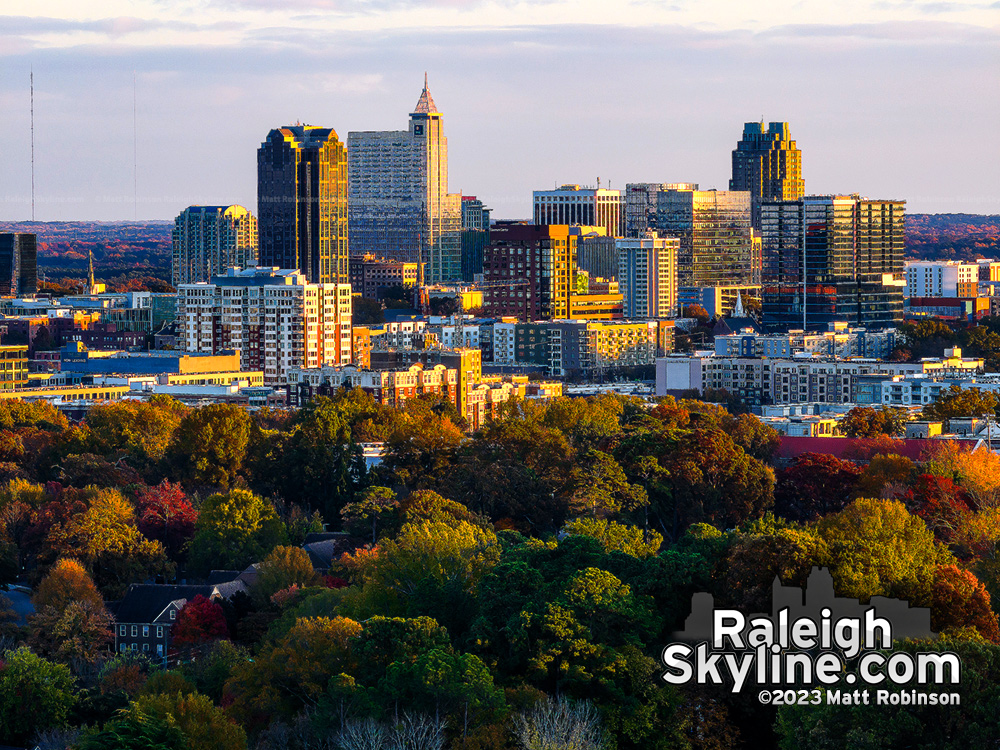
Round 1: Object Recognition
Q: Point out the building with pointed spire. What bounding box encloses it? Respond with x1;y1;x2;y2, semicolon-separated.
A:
348;77;462;283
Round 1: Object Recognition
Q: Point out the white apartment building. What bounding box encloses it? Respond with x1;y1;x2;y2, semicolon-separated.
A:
177;267;352;386
616;234;679;318
904;261;979;298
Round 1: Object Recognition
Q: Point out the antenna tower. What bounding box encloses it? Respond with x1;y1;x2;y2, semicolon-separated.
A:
132;71;138;221
30;69;35;221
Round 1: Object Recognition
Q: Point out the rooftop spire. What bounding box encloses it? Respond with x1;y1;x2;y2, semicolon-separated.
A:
412;73;438;115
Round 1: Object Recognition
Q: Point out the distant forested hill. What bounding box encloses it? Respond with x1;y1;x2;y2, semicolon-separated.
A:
906;213;1000;260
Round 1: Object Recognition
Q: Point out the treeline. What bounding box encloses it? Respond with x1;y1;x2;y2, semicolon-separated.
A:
1;393;1000;748
906;214;1000;261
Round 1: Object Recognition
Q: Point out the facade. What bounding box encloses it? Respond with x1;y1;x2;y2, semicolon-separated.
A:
730;122;805;227
348;78;462;283
577;232;618;280
481;223;577;321
760;195;906;332
370;347;481;418
461;196;491;231
904;261;979;298
177;267;352;385
616;235;679;318
533;185;622;237
0;346;28;389
656;189;753;288
715;323;898;360
172;205;258;286
624;183;698;238
348;254;421;299
257;125;348;284
0;233;38;296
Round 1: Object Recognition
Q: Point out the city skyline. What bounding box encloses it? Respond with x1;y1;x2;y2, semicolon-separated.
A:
0;1;997;221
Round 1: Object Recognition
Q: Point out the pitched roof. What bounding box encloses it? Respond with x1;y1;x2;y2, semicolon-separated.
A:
112;584;216;623
412;73;438;115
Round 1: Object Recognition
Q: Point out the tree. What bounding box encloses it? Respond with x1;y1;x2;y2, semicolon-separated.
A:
838;406;908;438
29;598;114;666
924;442;1000;509
167;403;251;488
135;481;197;560
187;489;286;575
171;595;230;648
817;498;946;606
908;474;973;545
931;565;999;641
385;414;465;491
513;697;604;750
774;453;861;522
33;557;103;612
76;704;186;750
136;691;248;750
250;546;321;606
567;449;648;520
661;428;775;538
855;454;916;499
84;396;187;472
341;486;399;543
923;385;998;424
682;304;710;325
0;646;77;744
723;523;826;611
563;518;663;558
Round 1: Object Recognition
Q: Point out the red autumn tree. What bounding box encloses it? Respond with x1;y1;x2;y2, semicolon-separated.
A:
171;595;229;648
931;565;1000;642
135;480;197;560
908;474;972;545
774;452;862;522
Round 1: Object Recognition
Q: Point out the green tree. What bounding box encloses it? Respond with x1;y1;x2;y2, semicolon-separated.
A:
563;518;663;558
341;486;399;543
187;489;286;575
77;704;186;750
136;691;248;750
567;450;648;520
923;385;998;424
168;403;251;488
0;646;77;744
84;396;187;472
838;406;908;438
817;497;948;605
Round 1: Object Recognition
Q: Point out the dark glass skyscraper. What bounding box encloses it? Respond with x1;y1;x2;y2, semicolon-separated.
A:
731;122;804;228
761;196;905;331
0;233;38;295
257;125;348;284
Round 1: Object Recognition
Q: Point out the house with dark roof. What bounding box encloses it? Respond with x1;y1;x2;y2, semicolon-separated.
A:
109;581;246;660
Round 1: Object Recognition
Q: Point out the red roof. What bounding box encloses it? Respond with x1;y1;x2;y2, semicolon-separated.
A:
776;436;943;462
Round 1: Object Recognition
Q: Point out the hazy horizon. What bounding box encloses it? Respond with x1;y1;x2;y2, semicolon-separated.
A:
1;1;998;222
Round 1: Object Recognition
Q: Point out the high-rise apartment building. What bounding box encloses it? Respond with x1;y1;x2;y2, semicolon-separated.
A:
177;267;352;385
731;122;804;227
577;231;618;281
624;183;698;238
617;234;679;318
533;185;622;237
348;78;462;283
0;233;38;296
761;196;906;331
348;255;421;299
481;223;581;321
460;196;491;282
461;196;491;231
656;189;753;288
257;125;348;285
172;205;258;286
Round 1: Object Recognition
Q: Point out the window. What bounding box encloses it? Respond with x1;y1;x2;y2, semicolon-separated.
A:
143;643;150;653
157;626;163;638
119;625;126;636
131;625;138;637
169;609;176;620
143;625;149;637
156;644;164;656
120;643;126;652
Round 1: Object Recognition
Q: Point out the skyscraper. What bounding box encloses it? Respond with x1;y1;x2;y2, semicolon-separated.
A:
172;205;258;286
533;185;622;237
623;183;698;237
0;233;38;296
761;195;906;331
348;77;462;283
257;125;348;284
731;122;804;227
617;234;679;319
656;189;753;288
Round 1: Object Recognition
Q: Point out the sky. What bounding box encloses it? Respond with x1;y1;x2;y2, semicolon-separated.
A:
0;0;998;221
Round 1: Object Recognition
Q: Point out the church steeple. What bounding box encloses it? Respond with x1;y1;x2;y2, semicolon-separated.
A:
412;73;438;115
